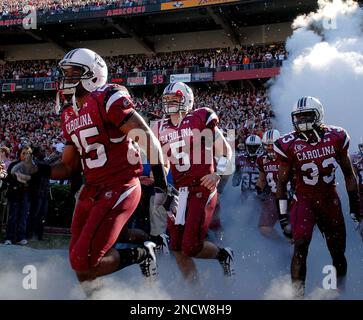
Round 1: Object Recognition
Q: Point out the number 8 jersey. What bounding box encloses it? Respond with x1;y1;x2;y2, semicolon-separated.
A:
61;84;143;185
274;126;350;194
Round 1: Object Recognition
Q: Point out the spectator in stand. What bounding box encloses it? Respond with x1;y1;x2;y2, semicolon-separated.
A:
4;145;33;246
0;146;11;170
27;146;51;241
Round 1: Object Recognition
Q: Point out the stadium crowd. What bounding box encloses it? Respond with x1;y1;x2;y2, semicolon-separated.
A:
0;0;149;17
0;85;273;245
0;45;287;80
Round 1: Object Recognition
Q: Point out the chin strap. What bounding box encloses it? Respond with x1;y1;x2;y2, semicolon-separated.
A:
177;111;183;127
300;128;321;143
55;91;79;116
55;91;61;115
71;94;79;116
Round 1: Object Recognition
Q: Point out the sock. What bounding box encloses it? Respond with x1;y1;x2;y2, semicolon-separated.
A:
216;247;227;261
117;247;148;271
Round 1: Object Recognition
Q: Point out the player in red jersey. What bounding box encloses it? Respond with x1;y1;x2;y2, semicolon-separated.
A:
152;82;234;281
255;129;285;239
274;96;362;298
11;48;172;291
351;143;363;220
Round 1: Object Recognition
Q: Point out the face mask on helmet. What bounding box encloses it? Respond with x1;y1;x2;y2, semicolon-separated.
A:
162;93;185;114
263;143;276;159
291;109;319;132
57;64;94;95
246;144;261;157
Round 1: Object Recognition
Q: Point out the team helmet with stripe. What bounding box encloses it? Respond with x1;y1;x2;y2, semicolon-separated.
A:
359;142;363;155
57;48;108;94
262;129;280;159
291;96;324;133
162;82;194;114
245;135;262;157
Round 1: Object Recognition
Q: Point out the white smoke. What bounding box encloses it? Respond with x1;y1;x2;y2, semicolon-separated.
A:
269;0;363;149
0;179;362;299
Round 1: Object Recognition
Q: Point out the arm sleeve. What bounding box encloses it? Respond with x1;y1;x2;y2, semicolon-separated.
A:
103;86;136;128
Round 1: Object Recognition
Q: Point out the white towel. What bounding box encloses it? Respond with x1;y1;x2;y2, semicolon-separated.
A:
175;187;189;225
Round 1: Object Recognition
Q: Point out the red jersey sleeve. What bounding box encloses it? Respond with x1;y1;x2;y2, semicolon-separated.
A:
274;132;296;164
101;85;136;128
330;126;350;157
193;107;219;130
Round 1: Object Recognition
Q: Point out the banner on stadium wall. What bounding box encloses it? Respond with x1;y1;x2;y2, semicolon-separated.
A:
0;4;160;28
192;72;213;82
214;68;280;81
127;76;147;86
161;0;238;11
0;18;24;27
44;81;57;90
106;6;146;17
111;77;126;85
170;73;191;83
1;83;16;92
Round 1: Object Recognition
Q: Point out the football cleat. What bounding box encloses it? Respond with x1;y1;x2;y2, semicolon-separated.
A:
218;247;235;277
139;241;158;281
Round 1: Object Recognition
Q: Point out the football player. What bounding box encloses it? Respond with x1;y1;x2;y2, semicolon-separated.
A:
351;143;363;224
152;82;234;281
232;135;261;200
274;96;362;298
255;129;286;239
11;48;171;290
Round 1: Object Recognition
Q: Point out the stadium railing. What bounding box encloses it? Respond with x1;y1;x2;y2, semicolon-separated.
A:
0;60;282;92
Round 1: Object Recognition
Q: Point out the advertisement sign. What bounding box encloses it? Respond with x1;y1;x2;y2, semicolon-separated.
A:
192;72;214;82
1;83;16;92
111;77;126;85
170;73;191;83
44;81;57;90
127;76;147;86
161;0;238;11
106;6;146;17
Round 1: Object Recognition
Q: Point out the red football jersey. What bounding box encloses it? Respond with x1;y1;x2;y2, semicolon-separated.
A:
154;108;218;189
256;154;279;194
274;126;350;195
235;152;259;191
351;153;363;192
61;84;143;185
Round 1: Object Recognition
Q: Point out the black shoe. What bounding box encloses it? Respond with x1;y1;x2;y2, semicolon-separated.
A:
218;247;235;277
139;241;158;281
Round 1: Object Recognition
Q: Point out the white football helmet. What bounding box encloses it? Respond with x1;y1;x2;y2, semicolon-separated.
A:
291;96;324;132
359;143;363;155
58;48;108;93
162;82;194;114
262;129;280;159
245;135;262;157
